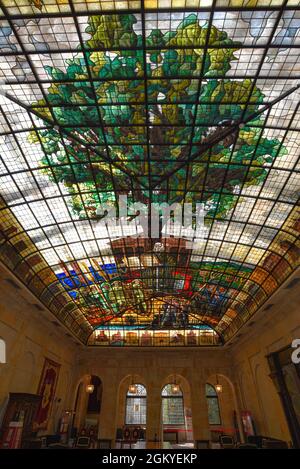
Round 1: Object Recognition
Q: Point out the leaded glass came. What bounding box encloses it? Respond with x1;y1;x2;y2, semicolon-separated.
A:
0;2;299;347
162;384;185;425
125;384;147;425
206;383;221;425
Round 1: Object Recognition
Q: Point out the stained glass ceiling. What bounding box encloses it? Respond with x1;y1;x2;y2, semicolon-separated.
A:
0;0;299;347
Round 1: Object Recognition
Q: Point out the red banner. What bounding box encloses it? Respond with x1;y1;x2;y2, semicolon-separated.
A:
34;358;60;430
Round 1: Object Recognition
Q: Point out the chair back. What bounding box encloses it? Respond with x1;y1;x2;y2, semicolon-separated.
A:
123;426;131;440
220;435;235;448
47;443;70;449
132;428;140;440
76;436;90;448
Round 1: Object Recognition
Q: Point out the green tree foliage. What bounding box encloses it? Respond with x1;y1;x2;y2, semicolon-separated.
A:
29;13;286;219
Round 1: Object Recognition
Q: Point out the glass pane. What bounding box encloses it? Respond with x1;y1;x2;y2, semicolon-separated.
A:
207;397;221;425
162;384;183;396
162;397;185;425
125;396;146;425
127;384;147;396
206;383;217;396
0;3;299;346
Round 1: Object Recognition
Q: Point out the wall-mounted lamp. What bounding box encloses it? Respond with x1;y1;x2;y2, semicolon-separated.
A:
171;374;180;394
129;375;137;394
129;383;137;394
86;384;94;394
215;374;223;393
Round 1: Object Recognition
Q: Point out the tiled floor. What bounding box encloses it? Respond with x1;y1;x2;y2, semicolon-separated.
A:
116;441;196;449
171;443;195;449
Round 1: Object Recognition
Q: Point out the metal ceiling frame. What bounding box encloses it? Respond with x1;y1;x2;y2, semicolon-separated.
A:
0;0;299;345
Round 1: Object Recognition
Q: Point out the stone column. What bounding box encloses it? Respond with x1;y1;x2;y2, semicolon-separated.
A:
231;379;245;443
190;380;210;440
73;376;90;430
146;385;162;443
98;376;118;445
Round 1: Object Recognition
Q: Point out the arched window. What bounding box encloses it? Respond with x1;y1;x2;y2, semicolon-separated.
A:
125;384;147;425
162;384;184;425
0;338;6;364
206;383;221;425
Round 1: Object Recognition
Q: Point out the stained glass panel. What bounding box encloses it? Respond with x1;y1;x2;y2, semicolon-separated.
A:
162;384;185;425
0;0;299;345
206;383;221;424
126;384;147;424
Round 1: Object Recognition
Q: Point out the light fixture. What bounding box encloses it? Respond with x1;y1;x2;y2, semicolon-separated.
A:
172;383;180;393
129;375;137;394
215;374;223;393
171;374;180;394
86;384;94;394
129;384;137;394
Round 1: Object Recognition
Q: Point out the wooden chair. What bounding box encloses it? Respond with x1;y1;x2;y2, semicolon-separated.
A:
132;427;140;440
75;436;90;448
220;435;235;449
123;426;131;440
47;443;70;449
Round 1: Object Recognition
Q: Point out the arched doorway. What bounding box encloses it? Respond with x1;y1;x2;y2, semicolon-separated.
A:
72;375;102;441
86;376;102;428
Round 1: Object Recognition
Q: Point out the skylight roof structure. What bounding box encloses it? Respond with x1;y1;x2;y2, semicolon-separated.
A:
0;0;299;346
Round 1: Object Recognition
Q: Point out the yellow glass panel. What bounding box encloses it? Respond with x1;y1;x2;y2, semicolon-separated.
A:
145;0;158;7
217;0;285;6
172;0;185;7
